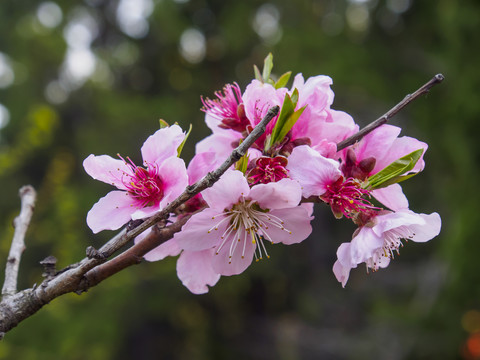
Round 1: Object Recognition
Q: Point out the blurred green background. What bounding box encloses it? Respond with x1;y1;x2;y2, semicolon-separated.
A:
0;0;479;359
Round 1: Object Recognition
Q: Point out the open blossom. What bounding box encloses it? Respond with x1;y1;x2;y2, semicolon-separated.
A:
333;210;442;287
287;145;378;219
339;124;428;211
172;170;313;293
83;125;188;233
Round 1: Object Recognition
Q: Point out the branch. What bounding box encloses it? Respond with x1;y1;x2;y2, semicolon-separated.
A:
336;74;444;151
0;105;279;336
1;186;36;299
79;215;191;291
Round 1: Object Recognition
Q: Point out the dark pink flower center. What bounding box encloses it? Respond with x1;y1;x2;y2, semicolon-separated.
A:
321;177;378;219
247;156;289;185
119;155;164;208
201;83;250;133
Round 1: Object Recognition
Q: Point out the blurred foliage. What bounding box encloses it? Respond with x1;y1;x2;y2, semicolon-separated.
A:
0;0;479;359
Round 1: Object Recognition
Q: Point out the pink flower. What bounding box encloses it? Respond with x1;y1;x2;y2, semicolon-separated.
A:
287;145;378;219
172;170;313;292
339;124;428;211
333;210;442;287
83;125;188;233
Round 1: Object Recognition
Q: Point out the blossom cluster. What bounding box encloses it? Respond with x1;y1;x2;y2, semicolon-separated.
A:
84;56;441;294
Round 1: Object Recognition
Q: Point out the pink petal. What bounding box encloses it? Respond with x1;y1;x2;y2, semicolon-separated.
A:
243;80;281;126
141;125;185;164
336;242;356;269
174;208;228;251
86;190;134;233
333;258;351;288
211;228;256;276
143;237;182;262
349;227;384;264
295;75;334;112
371;184;409;211
248;178;302;210
83;154;130;190
404;212;441;243
195;132;241;156
355;124;401;162
372;211;424;236
177;249;221;294
187;152;219;185
374;136;427;174
262;207;313;245
158;156;189;206
287;145;342;197
202;170;250;210
131;205;160;220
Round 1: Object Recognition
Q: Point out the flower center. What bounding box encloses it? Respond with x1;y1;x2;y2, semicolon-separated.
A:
201;83;250;134
209;198;292;263
321;177;378;220
118;155;164;208
365;225;416;271
247;156;289;185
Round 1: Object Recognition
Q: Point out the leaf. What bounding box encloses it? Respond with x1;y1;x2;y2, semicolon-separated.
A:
262;53;274;83
275;106;306;144
254;65;263;82
266;89;304;150
275;71;292;89
177;123;192;157
366;149;424;189
235;152;249;174
159;119;169;128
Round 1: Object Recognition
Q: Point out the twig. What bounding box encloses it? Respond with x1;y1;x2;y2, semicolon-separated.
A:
79;215;191;291
0;105;279;336
336;74;444;151
1;186;36;299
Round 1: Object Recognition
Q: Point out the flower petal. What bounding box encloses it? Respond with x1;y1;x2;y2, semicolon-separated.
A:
355;125;401;162
174;208;228;251
211;228;256;276
141;124;185;164
287;145;342;197
333;257;351;288
83;154;130;190
371;184;409;211
349;226;384;264
142;236;182;262
248;178;302;210
374;136;427;174
202;170;250;210
261;207;313;245
158;156;189;206
86;190;134;233
187;152;219;185
177;249;221;294
405;212;442;243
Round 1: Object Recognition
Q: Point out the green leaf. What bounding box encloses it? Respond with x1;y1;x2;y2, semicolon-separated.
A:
235;152;249;174
254;65;263;82
375;172;419;189
159;119;169;128
275;71;292;89
366;149;424;189
262;53;274;83
177;123;192;157
266;89;304;150
275;106;306;144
